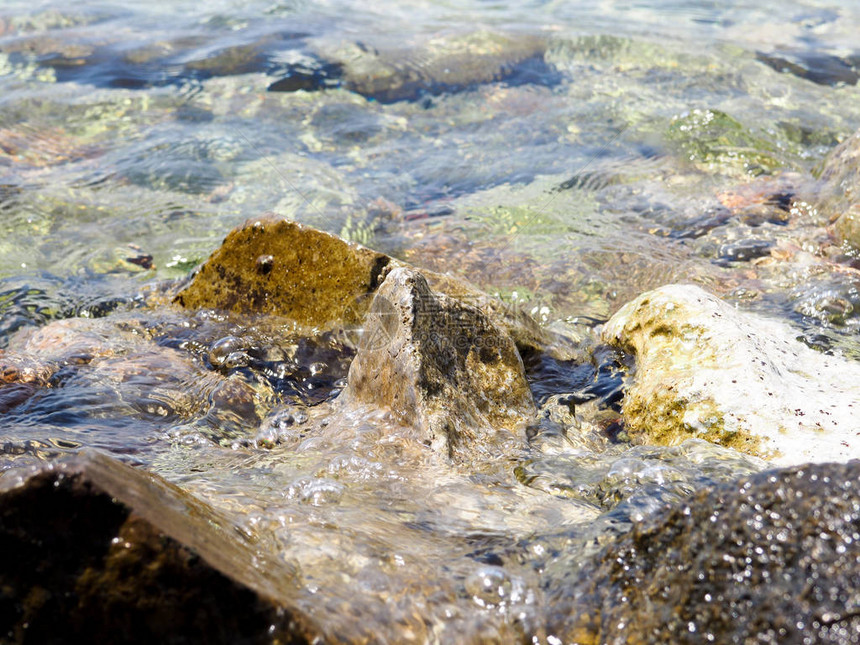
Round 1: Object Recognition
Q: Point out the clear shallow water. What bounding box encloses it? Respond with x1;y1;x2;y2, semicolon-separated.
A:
1;0;860;640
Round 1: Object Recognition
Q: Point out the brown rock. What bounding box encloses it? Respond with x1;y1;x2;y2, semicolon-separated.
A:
342;267;535;463
0;450;319;644
174;215;392;328
176;215;577;360
336;31;550;103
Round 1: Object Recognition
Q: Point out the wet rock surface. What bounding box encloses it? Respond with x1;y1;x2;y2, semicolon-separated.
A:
549;460;860;645
0;450;317;644
4;5;860;639
756;49;860;87
342;267;535;463
175;215;392;328
176;215;577;360
603;284;860;465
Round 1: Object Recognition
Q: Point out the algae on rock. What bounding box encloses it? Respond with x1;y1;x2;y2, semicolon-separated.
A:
603;284;860;465
174;215;392;328
817;128;860;248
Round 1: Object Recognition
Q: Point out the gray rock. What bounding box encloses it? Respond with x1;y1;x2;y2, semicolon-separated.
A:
602;284;860;465
342;267;536;463
285;31;556;103
548;460;860;644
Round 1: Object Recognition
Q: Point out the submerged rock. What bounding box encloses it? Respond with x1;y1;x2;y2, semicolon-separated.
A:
818;129;860;248
0;450;319;643
603;284;860;465
342;268;535;463
270;31;558;103
174;215;391;328
756;49;860;87
550;460;860;644
666;108;784;177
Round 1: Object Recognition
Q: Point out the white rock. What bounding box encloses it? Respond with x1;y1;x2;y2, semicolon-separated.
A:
602;284;860;466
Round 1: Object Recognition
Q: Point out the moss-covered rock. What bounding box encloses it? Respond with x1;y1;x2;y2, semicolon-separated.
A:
174;215;392;328
817;129;860;247
603;284;860;465
667;108;785;177
175;214;578;359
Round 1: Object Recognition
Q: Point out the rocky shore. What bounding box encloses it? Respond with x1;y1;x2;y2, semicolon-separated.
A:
3;190;860;641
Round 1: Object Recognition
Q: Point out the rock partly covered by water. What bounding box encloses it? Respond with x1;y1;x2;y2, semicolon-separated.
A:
0;450;319;643
603;284;860;465
550;459;860;644
342;267;535;462
819;129;860;247
176;214;578;358
174;215;391;328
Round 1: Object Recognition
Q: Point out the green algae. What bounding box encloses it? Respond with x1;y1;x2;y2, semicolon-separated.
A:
667;108;786;177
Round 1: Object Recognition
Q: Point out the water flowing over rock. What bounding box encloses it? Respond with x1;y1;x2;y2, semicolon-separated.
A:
0;450;319;644
818;128;860;247
602;284;860;465
342;267;535;463
549;460;860;644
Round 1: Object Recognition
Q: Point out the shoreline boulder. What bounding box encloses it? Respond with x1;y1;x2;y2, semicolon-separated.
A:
0;450;319;644
550;459;860;644
342;267;535;463
603;284;860;465
818;129;860;247
174;215;392;328
174;214;580;357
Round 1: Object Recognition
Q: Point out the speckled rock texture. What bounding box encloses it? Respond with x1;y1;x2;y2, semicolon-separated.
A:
549;460;860;645
603;284;860;465
0;450;318;644
342;267;535;463
174;215;392;328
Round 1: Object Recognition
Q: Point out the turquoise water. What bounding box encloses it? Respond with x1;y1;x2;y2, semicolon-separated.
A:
2;1;860;640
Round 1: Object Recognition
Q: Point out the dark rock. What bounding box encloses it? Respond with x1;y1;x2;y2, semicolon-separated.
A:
284;31;558;103
342;267;535;463
549;460;860;644
756;50;859;87
174;215;392;328
0;450;319;644
716;238;773;263
266;55;343;93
